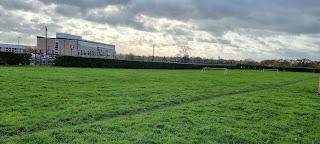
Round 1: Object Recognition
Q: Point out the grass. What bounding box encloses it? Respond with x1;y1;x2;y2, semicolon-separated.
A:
0;66;319;143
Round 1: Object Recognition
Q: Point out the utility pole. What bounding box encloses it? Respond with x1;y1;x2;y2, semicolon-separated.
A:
152;44;155;61
318;77;320;94
51;50;54;65
18;37;20;49
70;45;74;56
45;26;48;65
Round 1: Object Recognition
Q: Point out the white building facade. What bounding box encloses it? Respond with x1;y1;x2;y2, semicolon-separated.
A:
0;43;30;53
37;33;116;59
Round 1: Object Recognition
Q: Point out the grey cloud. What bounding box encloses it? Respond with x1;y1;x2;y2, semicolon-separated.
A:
0;10;36;34
277;48;319;60
228;44;241;49
81;30;93;36
0;0;320;60
217;39;241;49
39;0;130;10
30;18;41;23
172;28;193;36
171;35;195;46
85;10;156;32
269;40;286;47
2;0;320;35
160;43;175;47
138;0;320;35
51;4;157;32
0;0;40;12
0;5;61;38
185;36;194;41
217;39;231;45
55;5;82;17
255;39;266;46
161;24;194;36
26;0;320;35
128;0;195;21
197;38;217;44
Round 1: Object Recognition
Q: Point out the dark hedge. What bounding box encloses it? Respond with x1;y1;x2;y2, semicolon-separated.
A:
54;56;319;73
54;56;236;69
0;52;31;65
236;64;319;73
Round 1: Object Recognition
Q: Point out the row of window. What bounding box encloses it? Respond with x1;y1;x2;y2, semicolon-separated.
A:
0;47;23;53
77;49;113;57
77;50;113;57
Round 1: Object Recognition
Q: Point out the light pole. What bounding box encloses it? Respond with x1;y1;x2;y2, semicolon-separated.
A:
45;26;48;65
152;44;155;61
71;45;74;56
48;46;50;65
18;37;20;49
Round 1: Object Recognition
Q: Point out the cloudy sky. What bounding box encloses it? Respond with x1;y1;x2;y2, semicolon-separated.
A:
0;0;319;61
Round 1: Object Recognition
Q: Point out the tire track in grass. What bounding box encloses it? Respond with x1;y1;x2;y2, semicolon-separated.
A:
5;77;318;140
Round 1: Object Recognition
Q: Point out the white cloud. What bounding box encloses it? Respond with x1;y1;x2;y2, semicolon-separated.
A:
0;0;319;60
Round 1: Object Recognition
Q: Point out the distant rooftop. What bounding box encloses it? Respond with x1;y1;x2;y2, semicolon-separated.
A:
0;43;35;48
37;33;115;47
56;33;82;40
56;33;115;47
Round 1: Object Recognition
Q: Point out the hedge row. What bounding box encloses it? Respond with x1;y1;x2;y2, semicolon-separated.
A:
54;56;319;73
0;52;31;65
236;64;320;73
54;56;236;69
236;64;264;70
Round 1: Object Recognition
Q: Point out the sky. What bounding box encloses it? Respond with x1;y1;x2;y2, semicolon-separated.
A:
0;0;319;61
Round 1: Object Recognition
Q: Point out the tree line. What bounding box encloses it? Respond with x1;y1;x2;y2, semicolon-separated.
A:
242;58;320;69
115;53;235;65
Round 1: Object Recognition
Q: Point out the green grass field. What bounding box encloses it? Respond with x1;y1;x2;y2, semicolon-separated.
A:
0;66;319;143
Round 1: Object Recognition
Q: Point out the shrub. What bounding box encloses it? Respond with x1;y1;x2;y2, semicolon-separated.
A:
54;56;236;69
54;56;319;73
0;52;31;65
236;64;319;73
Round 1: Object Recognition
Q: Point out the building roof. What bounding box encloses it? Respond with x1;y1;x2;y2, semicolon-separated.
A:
37;36;115;47
56;33;82;40
0;43;34;49
78;39;115;47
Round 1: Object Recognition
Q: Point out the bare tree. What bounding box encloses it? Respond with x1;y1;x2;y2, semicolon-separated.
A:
314;62;320;69
177;45;192;63
126;53;135;60
243;58;258;65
